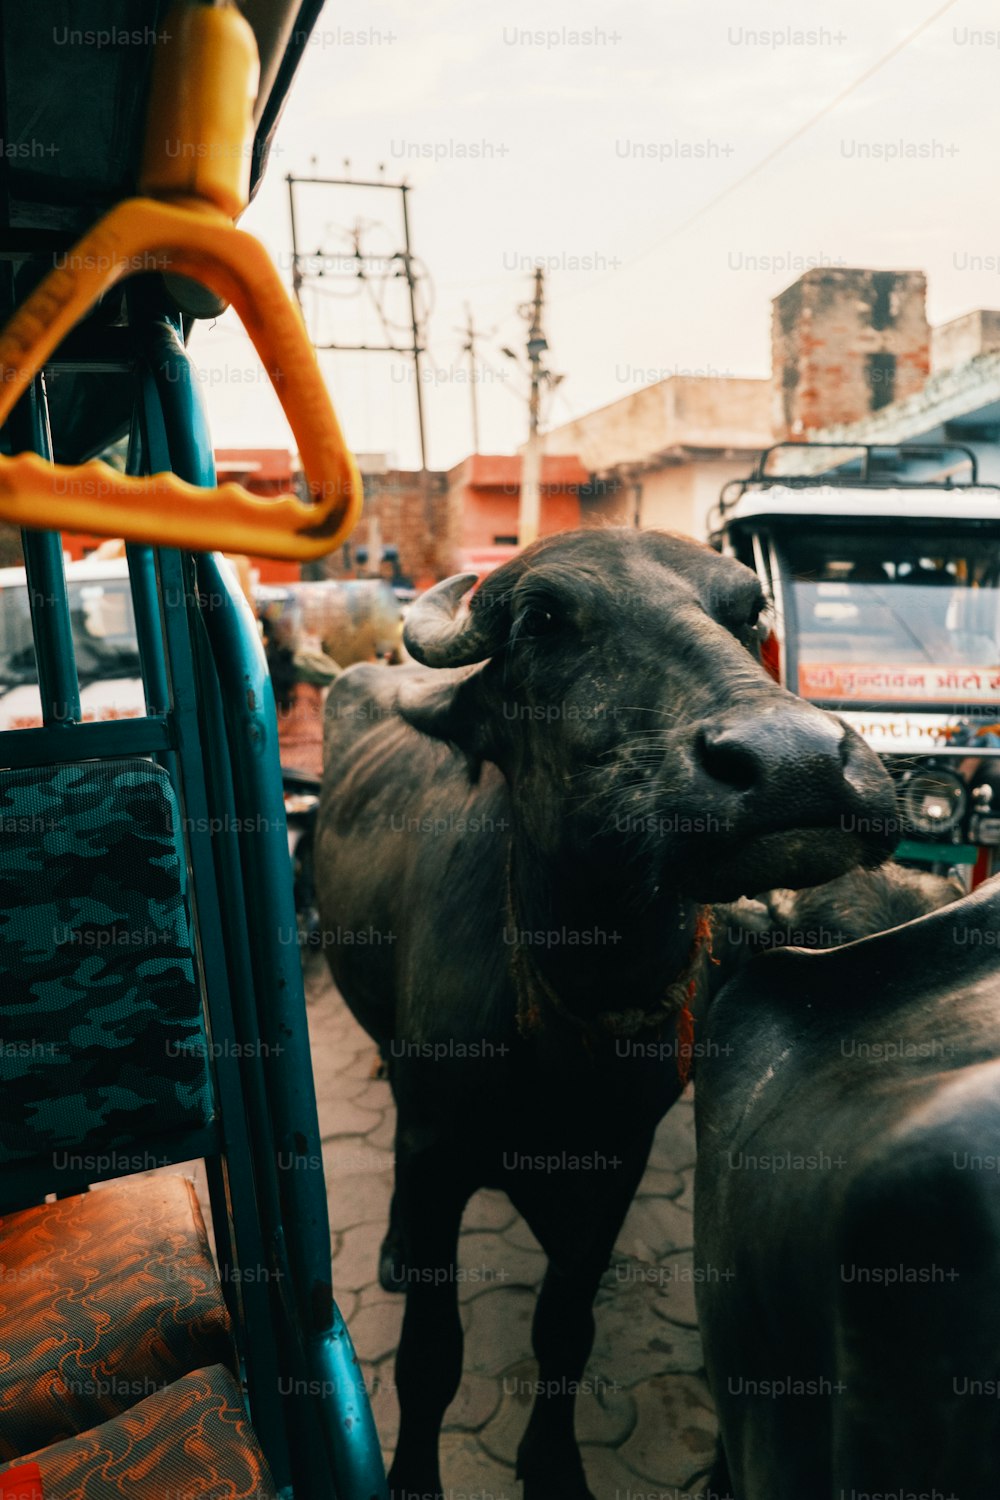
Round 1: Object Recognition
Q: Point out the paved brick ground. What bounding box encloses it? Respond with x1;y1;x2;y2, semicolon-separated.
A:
305;953;720;1499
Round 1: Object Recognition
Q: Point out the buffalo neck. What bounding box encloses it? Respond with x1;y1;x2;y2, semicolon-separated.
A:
505;838;700;1029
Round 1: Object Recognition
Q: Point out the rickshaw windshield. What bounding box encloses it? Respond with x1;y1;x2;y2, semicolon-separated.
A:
0;574;140;689
776;528;1000;705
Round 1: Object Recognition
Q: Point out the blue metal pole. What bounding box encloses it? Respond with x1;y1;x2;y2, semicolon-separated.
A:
124;407;171;718
7;376;81;727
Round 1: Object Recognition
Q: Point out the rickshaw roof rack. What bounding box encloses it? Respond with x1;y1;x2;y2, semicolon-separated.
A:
751;441;983;487
714;441;1000;524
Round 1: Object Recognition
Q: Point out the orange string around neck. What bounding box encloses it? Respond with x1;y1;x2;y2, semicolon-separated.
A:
676;908;714;1087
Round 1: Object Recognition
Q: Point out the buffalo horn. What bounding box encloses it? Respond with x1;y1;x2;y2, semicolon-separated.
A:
403;573;508;667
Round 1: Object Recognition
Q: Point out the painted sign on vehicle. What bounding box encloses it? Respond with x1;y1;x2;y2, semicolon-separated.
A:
799;662;1000;704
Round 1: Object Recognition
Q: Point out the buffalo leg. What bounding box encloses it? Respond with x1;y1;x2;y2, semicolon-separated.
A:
379;1184;406;1292
386;1142;471;1500
515;1259;605;1500
379;1058;407;1293
514;1143;653;1500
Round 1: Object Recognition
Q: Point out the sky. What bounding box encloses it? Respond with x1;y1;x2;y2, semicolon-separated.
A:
190;0;1000;471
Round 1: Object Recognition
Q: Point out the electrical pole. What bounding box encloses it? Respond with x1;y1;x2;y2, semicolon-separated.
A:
399;183;429;477
518;266;547;548
460;303;481;455
285;170;430;473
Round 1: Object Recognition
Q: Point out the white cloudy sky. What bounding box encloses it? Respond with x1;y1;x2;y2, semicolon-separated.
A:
190;0;1000;469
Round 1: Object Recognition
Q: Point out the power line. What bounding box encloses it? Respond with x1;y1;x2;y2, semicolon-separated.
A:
549;0;963;303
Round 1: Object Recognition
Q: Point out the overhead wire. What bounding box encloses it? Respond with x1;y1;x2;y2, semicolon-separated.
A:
550;0;964;305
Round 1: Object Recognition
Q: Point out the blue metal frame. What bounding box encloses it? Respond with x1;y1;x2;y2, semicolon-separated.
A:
5;377;80;728
0;301;387;1497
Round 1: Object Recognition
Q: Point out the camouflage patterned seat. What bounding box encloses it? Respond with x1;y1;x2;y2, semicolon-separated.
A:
0;1364;278;1498
0;759;215;1188
0;760;235;1459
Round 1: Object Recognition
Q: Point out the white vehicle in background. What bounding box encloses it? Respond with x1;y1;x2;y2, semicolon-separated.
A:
0;555;327;928
711;442;1000;888
0;557;145;730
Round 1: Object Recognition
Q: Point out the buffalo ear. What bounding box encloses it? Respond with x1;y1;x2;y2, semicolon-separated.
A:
398;667;495;779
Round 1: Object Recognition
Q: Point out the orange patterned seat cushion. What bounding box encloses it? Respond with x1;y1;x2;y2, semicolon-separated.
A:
0;1177;234;1461
0;1365;278;1499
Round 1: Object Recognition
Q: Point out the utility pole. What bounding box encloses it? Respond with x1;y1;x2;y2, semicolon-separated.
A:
518;266;547;548
459;303;481;455
399;183;430;477
285;170;430;473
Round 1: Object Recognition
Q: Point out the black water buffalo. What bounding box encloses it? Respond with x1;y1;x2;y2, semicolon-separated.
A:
316;527;896;1500
696;874;1000;1499
714;862;963;971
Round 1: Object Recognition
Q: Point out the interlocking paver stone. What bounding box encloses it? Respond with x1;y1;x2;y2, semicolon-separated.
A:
499;1214;544;1253
580;1441;658;1496
618;1195;696;1260
647;1102;698;1173
649;1250;703;1329
346;1295;405;1363
334;1219;390;1293
638;1166;685;1199
479;1357;636;1466
458;1230;547;1295
365;1109;397;1151
326;1150;393;1228
619;1373;718;1487
463;1189;520;1233
321;1093;386;1138
461;1285;537;1377
675;1166;696;1215
440;1432;518;1500
444;1371;503;1433
593;1277;705;1384
367;1366;400;1450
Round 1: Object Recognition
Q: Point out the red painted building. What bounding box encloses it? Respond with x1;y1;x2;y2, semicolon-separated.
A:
447;453;589;574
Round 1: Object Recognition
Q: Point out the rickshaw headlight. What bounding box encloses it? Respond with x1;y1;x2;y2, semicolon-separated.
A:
972;782;1000;845
900;768;967;837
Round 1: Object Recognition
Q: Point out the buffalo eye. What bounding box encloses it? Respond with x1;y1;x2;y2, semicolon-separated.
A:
745;597;765;630
516;604;561;638
744;598;773;655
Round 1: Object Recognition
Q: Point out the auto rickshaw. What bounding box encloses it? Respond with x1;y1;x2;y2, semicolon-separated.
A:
0;4;386;1496
711;442;1000;887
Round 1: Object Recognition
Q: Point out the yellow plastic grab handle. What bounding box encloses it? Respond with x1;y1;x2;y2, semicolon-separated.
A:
0;198;363;559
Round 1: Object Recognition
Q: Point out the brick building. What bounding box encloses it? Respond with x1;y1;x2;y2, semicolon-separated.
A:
771;268;930;437
801;303;1000;483
327;462;454;588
